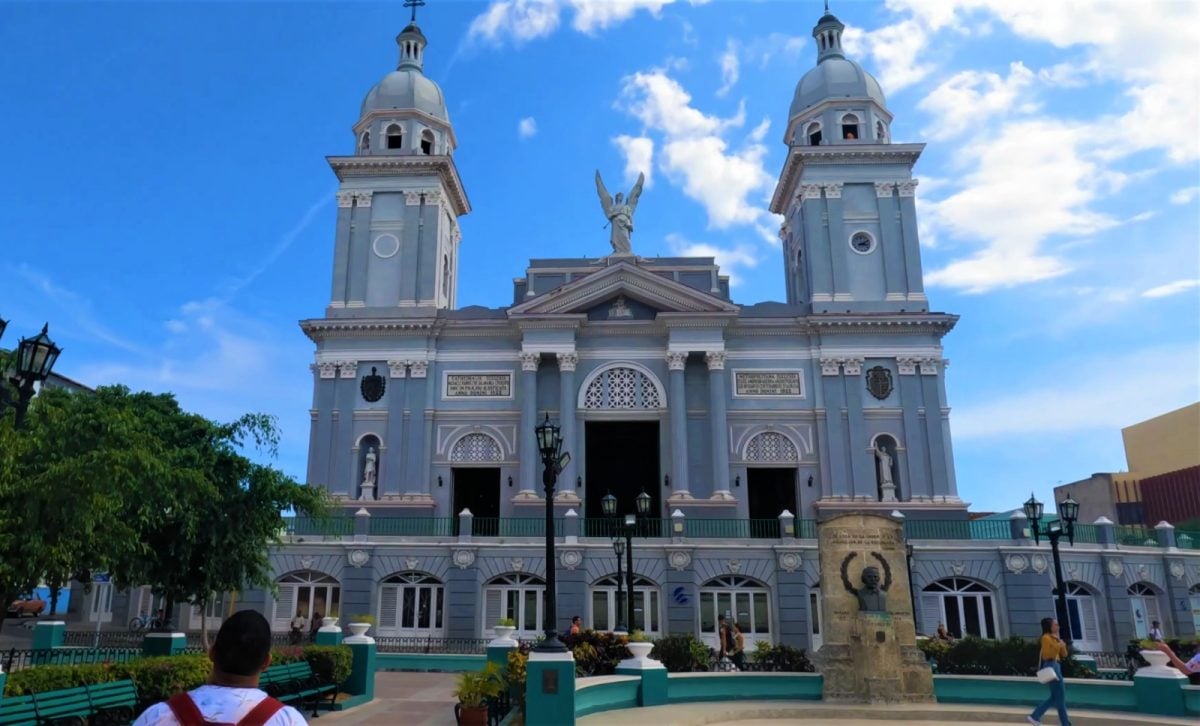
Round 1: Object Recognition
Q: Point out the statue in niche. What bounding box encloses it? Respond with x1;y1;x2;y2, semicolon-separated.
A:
595;170;645;255
608;295;633;319
875;443;897;501
841;551;892;613
360;447;377;501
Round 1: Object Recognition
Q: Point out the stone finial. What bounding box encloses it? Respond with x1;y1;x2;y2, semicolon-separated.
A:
1155;521;1175;530
1093;516;1114;524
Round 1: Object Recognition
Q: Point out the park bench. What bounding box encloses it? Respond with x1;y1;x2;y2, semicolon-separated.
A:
0;679;139;726
261;661;338;717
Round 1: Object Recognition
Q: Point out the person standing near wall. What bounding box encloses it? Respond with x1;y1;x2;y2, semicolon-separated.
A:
1028;617;1071;726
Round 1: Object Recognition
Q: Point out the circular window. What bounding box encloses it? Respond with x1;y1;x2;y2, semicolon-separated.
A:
849;231;875;255
373;234;400;259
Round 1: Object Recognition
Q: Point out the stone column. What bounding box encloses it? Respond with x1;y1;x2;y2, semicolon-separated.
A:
335;361;358;497
386;362;407;498
874;182;905;301
800;184;833;304
917;359;950;498
330;191;354;306
896;181;925;301
347;191;372;305
343;632;378;701
896;358;930;501
842;357;872;500
412;361;435;496
823;183;850;302
819;359;850;499
1155;521;1177;549
706;352;732;498
667;352;691;499
557;353;579;502
519;352;541;494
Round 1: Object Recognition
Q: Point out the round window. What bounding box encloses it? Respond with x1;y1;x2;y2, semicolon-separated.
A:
373;234;400;259
850;232;875;254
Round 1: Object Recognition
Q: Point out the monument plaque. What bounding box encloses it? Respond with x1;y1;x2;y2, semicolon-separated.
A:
445;373;512;398
815;512;934;704
734;370;802;397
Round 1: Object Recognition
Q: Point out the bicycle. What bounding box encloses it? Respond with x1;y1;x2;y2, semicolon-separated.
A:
129;611;163;633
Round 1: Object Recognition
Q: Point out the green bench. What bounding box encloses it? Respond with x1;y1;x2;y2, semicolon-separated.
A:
261;662;338;717
0;679;138;726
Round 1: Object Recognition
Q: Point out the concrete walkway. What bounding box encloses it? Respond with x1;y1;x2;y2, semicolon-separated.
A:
319;672;459;726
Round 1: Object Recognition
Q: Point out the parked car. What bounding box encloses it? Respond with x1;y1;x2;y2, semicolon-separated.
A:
7;597;46;617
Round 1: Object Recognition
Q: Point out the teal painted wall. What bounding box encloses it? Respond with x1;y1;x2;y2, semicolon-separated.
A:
933;675;1136;712
376;653;485;672
574;677;640;718
666;673;823;704
1183;685;1200;716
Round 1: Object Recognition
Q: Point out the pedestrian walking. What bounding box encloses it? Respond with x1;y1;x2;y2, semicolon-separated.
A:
1028;617;1071;726
730;622;747;671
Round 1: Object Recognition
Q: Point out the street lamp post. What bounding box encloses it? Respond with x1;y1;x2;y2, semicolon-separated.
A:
534;414;570;653
612;534;626;633
0;322;62;428
602;490;652;632
1023;492;1080;646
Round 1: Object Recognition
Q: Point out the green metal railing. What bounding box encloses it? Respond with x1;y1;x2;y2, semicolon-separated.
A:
1072;523;1099;544
369;517;455;537
470;517;565;537
1115;525;1161;547
582;518;671;538
284;517;352;538
1176;531;1199;550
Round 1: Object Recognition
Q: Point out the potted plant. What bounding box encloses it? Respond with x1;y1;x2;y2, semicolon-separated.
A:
1137;640;1175;674
494;617;516;641
348;613;376;638
454;662;504;726
625;630;655;661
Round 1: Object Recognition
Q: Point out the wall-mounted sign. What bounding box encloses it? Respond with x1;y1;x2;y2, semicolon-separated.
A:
734;370;803;397
445;373;512;398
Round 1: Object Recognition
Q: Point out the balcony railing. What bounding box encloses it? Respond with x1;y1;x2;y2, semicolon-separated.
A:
283;517;353;538
1177;530;1199;550
1115;525;1161;547
470;517;565;537
1072;523;1099;544
369;517;455;537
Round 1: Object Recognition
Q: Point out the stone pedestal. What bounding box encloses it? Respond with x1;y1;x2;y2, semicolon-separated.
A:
143;632;187;657
525;651;576;726
32;621;65;651
815;512;933;704
343;634;377;698
315;622;344;646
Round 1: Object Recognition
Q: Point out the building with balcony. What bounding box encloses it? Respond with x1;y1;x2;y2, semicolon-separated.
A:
223;8;1200;654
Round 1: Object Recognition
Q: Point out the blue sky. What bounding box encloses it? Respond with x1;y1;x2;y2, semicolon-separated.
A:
1;0;1197;515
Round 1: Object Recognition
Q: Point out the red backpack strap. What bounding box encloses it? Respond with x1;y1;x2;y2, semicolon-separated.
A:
166;693;208;726
237;697;286;726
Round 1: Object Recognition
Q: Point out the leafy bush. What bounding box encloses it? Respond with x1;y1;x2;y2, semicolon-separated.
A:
506;647;529;707
455;662;505;707
650;634;712;673
496;617;515;627
270;646;305;664
750;642;815;672
5;662;115;696
120;655;212;702
299;645;353;685
563;629;628;676
917;636;1096;678
349;613;377;626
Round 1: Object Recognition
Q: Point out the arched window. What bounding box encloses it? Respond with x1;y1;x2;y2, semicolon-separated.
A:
744;432;799;464
449;433;503;463
1127;583;1163;639
360;131;370;152
841;114;859;140
421;129;435;155
483;574;545;637
273;571;340;631
807;122;822;146
590;575;660;634
1062;582;1101;651
920;578;996;639
379;572;444;636
699;575;771;649
386;124;404;150
876;120;887;143
581;365;664;410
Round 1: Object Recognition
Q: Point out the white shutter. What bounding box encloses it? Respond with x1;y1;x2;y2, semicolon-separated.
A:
1081;598;1100;648
919;593;942;636
1145;595;1163;634
484;589;501;636
380;586;399;631
274;586;295;631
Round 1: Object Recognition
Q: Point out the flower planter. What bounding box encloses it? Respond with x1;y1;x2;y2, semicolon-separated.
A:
1137;649;1183;678
627;642;655;661
348;622;371;638
321;617;338;629
493;625;516;641
455;704;488;726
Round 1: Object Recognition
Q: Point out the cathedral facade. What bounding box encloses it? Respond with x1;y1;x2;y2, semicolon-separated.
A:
238;9;1200;654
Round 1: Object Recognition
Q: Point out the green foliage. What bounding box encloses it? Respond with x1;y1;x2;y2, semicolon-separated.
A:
302;645;353;685
563;630;630;676
749;642;815;672
270;646;306;665
917;636;1096;678
506;649;528;707
628;629;651;643
650;634;712;673
496;617;515;627
349;613;377;626
455;662;505;707
4;654;210;700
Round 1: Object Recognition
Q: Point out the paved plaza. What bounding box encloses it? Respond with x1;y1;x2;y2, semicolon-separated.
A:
319;672;459;726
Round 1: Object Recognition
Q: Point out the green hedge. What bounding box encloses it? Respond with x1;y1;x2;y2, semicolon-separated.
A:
5;645;354;699
918;636;1096;678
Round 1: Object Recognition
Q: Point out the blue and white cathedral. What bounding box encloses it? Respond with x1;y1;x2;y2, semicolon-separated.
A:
76;8;1200;653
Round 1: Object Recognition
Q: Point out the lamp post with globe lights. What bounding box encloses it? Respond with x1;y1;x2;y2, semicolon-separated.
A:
602;489;652;633
0;321;62;428
533;414;570;653
1023;492;1080;645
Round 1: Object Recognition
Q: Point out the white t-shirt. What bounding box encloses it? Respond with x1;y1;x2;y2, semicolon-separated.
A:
133;686;307;726
1185;653;1200;673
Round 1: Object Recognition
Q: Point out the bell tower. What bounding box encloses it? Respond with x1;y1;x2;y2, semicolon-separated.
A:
770;8;927;314
327;5;470;313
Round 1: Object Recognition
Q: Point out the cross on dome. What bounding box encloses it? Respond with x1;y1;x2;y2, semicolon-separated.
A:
404;0;426;24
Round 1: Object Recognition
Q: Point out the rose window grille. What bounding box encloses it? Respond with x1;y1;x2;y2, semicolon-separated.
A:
745;432;798;463
583;367;662;409
449;433;503;463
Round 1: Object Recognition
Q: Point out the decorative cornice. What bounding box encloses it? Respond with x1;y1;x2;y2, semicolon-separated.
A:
800;184;823;200
352;191;373;208
897;357;917;376
409;360;429;378
556;352;578;372
841;357;863;375
326;155;472;216
769;144;925;214
520;352;540;372
387;361;408;378
318;362;338;379
405;189;443;206
338;361;358;378
919;357;939;375
666;351;688;371
819;358;841;376
509;260;739;316
874;181;895;198
822;182;843;199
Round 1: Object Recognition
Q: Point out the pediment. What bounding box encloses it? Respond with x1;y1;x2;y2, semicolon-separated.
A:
508;261;740;317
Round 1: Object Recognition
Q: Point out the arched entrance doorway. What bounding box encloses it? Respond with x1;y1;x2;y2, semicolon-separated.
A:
378;572;445;637
699;575;772;649
1127;582;1163;639
1063;582;1101;651
743;431;800;535
272;571;340;631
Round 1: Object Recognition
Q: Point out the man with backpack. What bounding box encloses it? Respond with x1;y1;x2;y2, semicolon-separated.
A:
133;610;307;726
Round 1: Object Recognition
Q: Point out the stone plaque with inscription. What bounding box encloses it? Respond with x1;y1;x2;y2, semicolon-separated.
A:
815;512;933;704
445;373;512;398
734;371;802;396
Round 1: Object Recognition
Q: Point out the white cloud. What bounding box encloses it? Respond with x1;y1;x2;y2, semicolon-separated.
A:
716;39;739;97
1142;279;1200;299
570;0;671;34
953;344;1200;439
468;0;689;45
612;135;654;187
918;62;1036;139
1170;186;1200;205
842;19;935;92
518;116;538;139
665;233;758;286
616;70;777;232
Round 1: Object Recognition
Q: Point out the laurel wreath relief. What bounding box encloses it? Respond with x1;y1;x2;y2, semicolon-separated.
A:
840;551;893;595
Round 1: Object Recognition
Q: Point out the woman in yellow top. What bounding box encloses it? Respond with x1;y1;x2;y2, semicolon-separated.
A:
1028;617;1071;726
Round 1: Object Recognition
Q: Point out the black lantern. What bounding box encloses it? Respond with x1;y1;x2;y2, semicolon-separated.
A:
535;413;562;459
15;324;61;384
1059;494;1079;525
635;489;652;516
601;491;617;518
612;537;625;556
1023;492;1044;530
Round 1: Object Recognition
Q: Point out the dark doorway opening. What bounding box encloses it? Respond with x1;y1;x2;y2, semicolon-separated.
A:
585;421;661;536
453;468;500;536
748;468;798;538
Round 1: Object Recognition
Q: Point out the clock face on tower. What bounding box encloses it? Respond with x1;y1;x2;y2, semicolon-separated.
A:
850;231;875;254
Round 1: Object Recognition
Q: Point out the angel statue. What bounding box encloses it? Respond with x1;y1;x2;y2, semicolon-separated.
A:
840;551;892;613
595;170;645;255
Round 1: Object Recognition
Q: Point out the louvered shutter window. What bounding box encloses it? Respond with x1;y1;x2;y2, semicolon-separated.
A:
919;593;942;636
380;586;399;629
484;589;501;635
274;586;296;630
